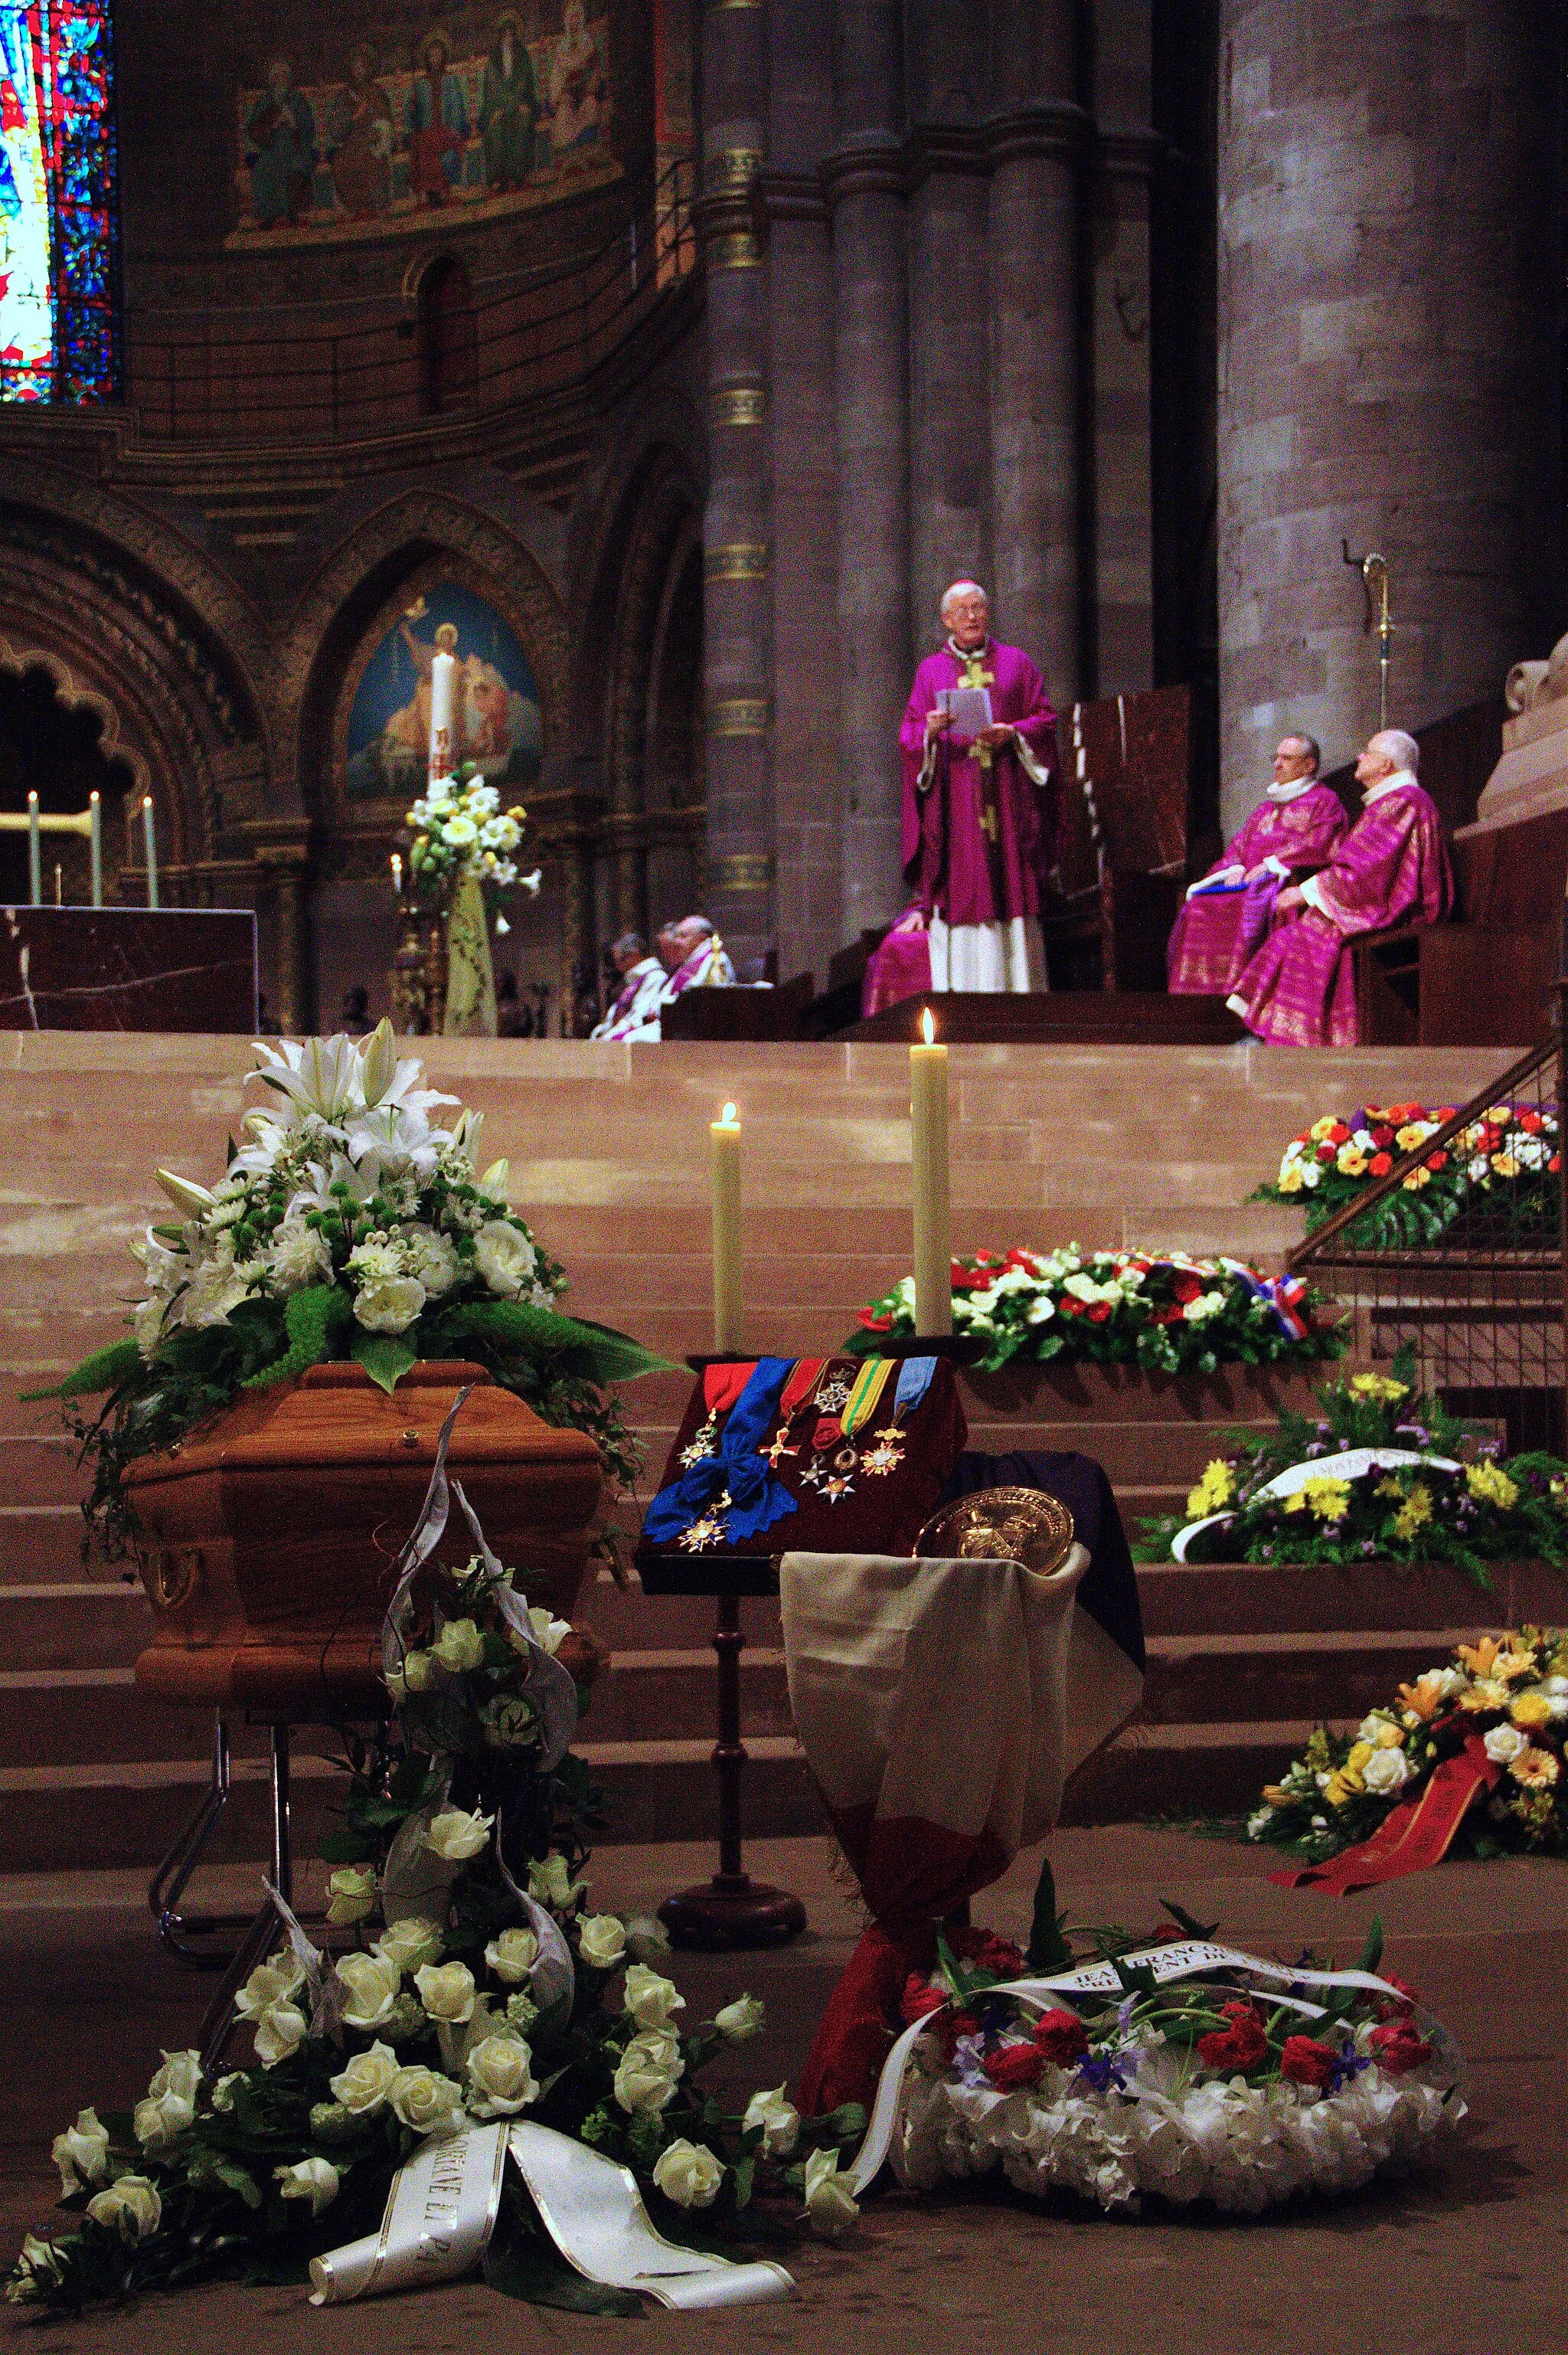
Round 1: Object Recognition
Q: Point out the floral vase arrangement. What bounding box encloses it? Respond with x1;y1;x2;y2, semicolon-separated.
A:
1135;1350;1568;1589
400;765;538;1038
34;1022;664;1561
5;1500;866;2316
1245;1625;1568;1866
872;1912;1464;2216
1253;1099;1560;1246
851;1245;1344;1379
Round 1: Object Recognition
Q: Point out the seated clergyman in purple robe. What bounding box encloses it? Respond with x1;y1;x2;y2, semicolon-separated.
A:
1167;732;1348;996
1227;728;1453;1048
895;581;1062;993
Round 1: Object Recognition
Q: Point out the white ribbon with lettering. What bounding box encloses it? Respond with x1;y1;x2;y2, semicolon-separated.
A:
847;1938;1459;2196
310;2121;795;2310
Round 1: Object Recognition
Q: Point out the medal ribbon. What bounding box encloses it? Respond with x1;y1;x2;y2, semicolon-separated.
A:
888;1354;937;1422
773;1359;826;1426
704;1360;758;1416
840;1358;895;1440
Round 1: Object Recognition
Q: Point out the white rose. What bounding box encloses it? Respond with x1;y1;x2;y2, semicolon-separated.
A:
133;2049;202;2149
267;1216;331;1294
485;1927;540;1984
231;1950;301;2025
624;1915;671;1964
613;2028;684;2115
623;1964;686;2030
425;1806;494;1861
803;2147;860;2239
521;1604;573;1657
387;2066;466;2139
1182;1290;1227;1323
742;2085;799;2157
577;1914;628;1971
376;1917;445;1974
86;2176;162;2243
1484;1722;1529;1765
329;2041;400;2116
11;2232;67;2298
51;2107;110;2193
714;1994;764;2043
399;1222;460;1297
430;1617;486;1673
652;2138;724;2209
253;1997;309;2068
528;1853;586;1912
354;1274;426;1333
275;2157;339;2215
414;1961;478;2023
466;2033;540;2118
210;2074;243;2112
1356;1715;1388;1745
335;1950;402;2030
325;1865;377;1927
474;1219;537;1298
384;1647;435;1699
1361;1746;1411;1794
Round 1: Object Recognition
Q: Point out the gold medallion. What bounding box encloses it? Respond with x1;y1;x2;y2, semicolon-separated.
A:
913;1486;1076;1576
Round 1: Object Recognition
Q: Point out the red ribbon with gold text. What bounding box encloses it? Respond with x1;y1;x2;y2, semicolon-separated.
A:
1269;1732;1502;1897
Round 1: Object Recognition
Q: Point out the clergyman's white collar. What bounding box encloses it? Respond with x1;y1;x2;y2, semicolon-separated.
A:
1362;767;1419;806
1265;774;1320;805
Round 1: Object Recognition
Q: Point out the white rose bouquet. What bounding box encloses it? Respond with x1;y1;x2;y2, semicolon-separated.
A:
6;1521;865;2317
406;767;531;908
32;1022;667;1555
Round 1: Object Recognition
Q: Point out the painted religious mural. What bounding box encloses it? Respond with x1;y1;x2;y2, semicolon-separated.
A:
344;585;542;804
230;6;619;252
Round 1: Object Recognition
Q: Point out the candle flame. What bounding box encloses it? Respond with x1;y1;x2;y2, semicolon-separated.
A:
921;1006;935;1046
721;1101;737;1124
142;795;153;813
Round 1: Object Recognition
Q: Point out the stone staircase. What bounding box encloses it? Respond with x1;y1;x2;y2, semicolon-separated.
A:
0;1030;1522;1876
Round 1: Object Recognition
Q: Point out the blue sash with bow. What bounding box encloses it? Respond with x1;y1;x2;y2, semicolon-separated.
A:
642;1356;799;1545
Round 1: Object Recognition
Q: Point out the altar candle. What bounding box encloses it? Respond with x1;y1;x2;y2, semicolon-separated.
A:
429;648;456;778
710;1101;743;1352
89;792;102;908
390;851;403;898
910;1007;953;1336
53;862;62;907
27;792;40;907
142;795;160;911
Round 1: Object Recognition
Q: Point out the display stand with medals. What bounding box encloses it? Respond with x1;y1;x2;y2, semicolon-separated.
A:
637;1341;978;1950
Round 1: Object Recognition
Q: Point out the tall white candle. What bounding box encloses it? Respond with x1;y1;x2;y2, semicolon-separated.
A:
142;796;160;911
27;791;40;907
89;791;102;908
390;851;403;898
429;643;456;780
710;1101;743;1352
910;1007;953;1336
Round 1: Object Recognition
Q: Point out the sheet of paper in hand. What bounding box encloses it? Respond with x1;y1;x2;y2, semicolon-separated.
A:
936;686;993;733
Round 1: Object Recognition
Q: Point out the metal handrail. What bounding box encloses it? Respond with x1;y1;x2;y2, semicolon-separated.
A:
1288;1038;1557;1271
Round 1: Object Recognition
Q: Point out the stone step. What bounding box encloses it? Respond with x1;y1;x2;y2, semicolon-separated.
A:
1141;1627;1473;1727
1061;1719;1345;1825
0;1583;153;1670
1138;1559;1566;1636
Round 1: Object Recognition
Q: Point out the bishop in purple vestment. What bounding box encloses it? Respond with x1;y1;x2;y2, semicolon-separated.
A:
1168;732;1348;996
898;581;1062;993
1227;730;1453;1048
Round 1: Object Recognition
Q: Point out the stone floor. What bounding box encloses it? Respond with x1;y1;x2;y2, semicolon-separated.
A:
0;1827;1560;2353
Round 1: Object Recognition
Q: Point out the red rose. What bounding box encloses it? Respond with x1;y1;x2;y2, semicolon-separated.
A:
1426;1150;1448;1171
1370;1126;1394;1149
1279;2035;1336;2089
900;1975;947;2025
1086;1303;1112;1323
858;1309;894;1330
1368;1152;1392;1176
949;1265;978;1293
1059;1297;1083;1316
1521;1110;1544;1133
949;1928;1025;1979
1369;2020;1432;2076
1316;1143;1337;1163
1173;1274;1203;1303
1197;2000;1269;2072
983;2042;1047;2094
1031;2009;1090;2066
1373;1973;1420;2021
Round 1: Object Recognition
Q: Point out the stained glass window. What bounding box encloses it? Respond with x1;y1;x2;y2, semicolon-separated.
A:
0;1;119;404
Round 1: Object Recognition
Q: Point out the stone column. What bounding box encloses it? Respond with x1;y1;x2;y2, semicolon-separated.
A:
825;0;910;940
987;9;1085;700
697;0;774;967
1217;0;1560;833
905;2;990;635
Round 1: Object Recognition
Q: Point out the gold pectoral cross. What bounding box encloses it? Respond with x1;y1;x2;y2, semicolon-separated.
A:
959;655;995;692
979;804;999;842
